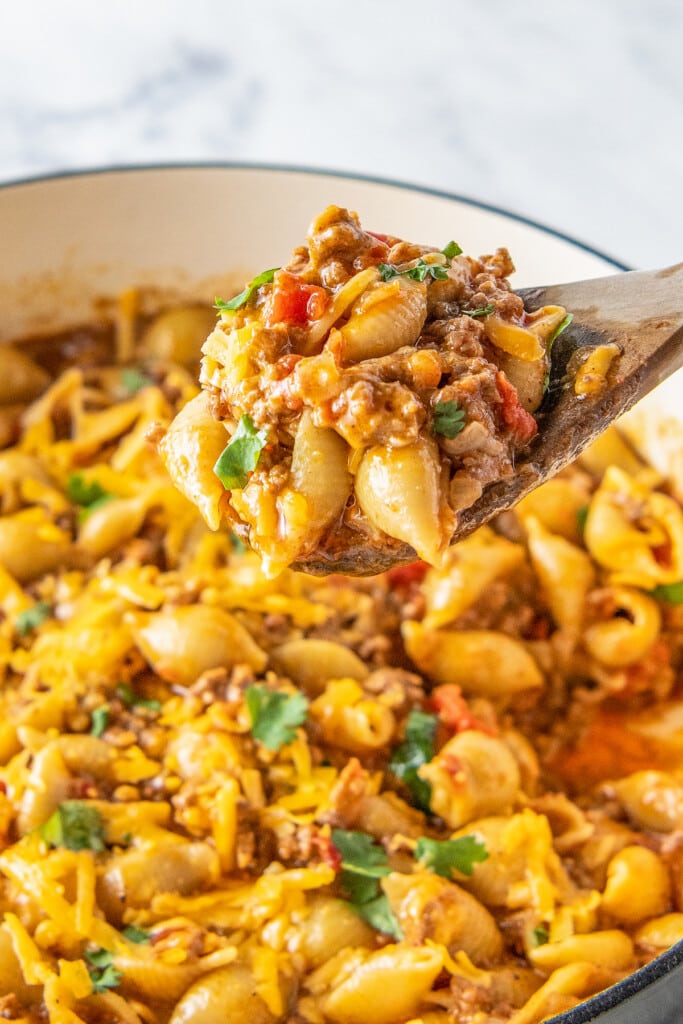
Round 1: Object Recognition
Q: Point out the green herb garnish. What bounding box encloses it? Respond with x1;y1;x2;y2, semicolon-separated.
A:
378;259;449;284
432;400;466;440
115;683;162;713
331;829;402;940
462;303;495;318
122;925;151;944
85;948;122;993
67;473;115;522
532;925;550;947
90;705;109;738
229;531;248;554
415;835;488;878
547;313;574;352
388;710;438;812
652;581;683;604
214;268;279;312
15;601;51;637
576;505;589;534
40;802;106;853
245;684;308;751
120;367;153;395
213;415;268;491
441;241;463;259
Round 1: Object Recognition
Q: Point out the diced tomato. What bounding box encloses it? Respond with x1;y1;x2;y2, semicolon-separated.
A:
265;271;330;328
653;541;673;568
313;832;343;872
496;371;538;444
386;560;430;588
367;231;390;243
431;684;498;736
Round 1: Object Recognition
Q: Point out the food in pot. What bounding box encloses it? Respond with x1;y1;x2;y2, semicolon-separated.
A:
0;288;681;1024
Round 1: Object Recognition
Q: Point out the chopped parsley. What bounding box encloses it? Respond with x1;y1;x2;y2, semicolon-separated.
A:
122;925;151;944
432;399;466;440
15;601;51;637
66;474;115;522
213;415;268;491
378;259;449;284
388;710;438;812
652;581;683;604
576;505;589;534
120;367;153;395
90;705;110;738
115;683;162;713
532;925;550;947
214;268;279;312
40;801;106;853
85;948;122;993
331;829;402;940
415;835;488;878
245;684;308;751
441;240;463;259
462;303;494;318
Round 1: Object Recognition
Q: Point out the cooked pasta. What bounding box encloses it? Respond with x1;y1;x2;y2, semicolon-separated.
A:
158;207;574;576
0;290;681;1024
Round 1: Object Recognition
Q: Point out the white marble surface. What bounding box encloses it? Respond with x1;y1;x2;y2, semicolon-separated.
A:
1;0;681;269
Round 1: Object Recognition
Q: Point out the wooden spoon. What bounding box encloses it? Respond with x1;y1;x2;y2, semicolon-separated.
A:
294;263;683;576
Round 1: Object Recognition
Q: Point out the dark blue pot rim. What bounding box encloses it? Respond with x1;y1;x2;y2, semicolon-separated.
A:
8;160;675;1021
0;160;631;273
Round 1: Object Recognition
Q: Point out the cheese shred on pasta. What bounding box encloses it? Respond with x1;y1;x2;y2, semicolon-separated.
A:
0;301;681;1024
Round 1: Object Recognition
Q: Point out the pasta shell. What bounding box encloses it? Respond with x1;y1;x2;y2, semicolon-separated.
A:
158;391;229;531
355;437;446;564
132;604;267;685
170;965;278;1024
290;411;352;540
339;277;427;362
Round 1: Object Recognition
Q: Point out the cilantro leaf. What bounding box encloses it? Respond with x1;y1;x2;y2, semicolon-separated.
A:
462;303;494;318
120;367;153;395
432;400;466;440
40;802;106;853
441;241;463;260
214;268;279;312
532;925;550;947
652;581;683;604
213;415;268;490
576;505;589;534
547;312;574;353
415;835;488;878
354;893;403;939
245;684;308;751
331;829;402;938
378;259;449;284
15;601;51;637
332;829;391;878
229;531;248;554
122;925;151;944
115;683;161;712
85;948;122;993
90;705;109;738
388;710;437;812
67;474;115;522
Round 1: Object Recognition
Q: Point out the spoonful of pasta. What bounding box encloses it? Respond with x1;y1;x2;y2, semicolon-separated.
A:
157;206;683;576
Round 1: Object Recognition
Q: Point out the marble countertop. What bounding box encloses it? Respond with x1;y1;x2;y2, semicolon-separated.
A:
1;0;681;269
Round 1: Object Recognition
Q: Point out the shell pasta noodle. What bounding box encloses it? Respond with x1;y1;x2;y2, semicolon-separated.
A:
0;287;682;1024
159;207;571;576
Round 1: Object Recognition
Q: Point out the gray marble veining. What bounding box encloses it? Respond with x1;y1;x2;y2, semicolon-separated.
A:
1;0;681;268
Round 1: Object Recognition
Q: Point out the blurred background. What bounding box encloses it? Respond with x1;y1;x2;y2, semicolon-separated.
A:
1;0;681;269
